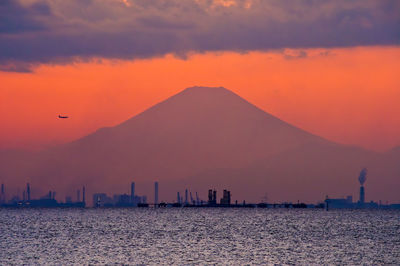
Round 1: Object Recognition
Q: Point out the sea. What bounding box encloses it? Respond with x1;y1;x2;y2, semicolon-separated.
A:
0;208;399;265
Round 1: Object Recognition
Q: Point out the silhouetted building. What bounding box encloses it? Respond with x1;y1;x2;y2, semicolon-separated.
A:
93;193;113;207
82;186;86;205
208;189;217;205
177;192;181;204
190;191;195;205
29;198;58;207
26;183;31;201
347;195;352;203
359;186;365;205
185;189;188;205
114;194;131;206
0;184;85;208
133;195;144;205
325;196;354;209
0;183;4;204
220;189;231;205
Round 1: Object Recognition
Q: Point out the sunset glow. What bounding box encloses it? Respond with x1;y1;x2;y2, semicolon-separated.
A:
1;46;399;151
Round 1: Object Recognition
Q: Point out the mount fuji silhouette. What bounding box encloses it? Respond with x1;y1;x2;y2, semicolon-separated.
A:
1;87;399;203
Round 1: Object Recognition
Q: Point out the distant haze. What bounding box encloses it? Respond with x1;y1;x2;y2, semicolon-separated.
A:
0;87;399;204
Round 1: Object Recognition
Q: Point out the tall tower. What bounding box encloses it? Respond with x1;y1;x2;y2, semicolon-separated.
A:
213;190;217;204
358;168;367;205
185;189;188;205
154;181;159;205
26;183;31;201
82;186;86;205
0;183;4;203
131;182;135;204
359;186;365;204
177;192;180;204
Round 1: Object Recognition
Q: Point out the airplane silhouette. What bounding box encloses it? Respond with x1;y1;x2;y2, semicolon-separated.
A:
58;115;69;119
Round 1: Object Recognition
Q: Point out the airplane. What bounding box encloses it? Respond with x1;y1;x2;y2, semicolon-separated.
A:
58;115;69;119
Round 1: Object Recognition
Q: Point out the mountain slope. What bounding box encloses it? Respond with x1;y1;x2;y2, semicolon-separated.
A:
0;87;398;203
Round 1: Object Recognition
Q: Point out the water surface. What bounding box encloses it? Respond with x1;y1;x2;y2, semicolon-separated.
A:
1;208;399;264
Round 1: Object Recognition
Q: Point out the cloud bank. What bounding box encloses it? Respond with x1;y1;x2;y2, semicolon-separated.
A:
0;0;399;71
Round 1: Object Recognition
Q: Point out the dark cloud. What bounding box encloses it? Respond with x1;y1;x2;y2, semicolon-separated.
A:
0;0;50;34
0;0;399;71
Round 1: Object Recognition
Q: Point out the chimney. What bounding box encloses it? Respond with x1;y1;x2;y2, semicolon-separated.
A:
208;189;213;203
213;190;217;204
26;183;31;201
358;168;367;205
1;183;5;203
82;186;86;205
359;186;365;205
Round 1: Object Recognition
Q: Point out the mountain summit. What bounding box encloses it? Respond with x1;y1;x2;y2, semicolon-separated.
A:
0;87;398;203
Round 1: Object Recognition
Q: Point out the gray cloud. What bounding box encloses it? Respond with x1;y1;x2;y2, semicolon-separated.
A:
0;0;399;71
0;1;48;34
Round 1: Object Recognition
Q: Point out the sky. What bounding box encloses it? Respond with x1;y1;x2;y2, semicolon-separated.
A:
1;0;400;152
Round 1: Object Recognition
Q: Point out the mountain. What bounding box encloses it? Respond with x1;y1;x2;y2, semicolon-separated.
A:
0;87;398;204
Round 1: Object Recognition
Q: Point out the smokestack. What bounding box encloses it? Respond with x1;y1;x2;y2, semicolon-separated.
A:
359;186;365;205
77;189;81;202
1;183;5;203
26;183;31;201
131;182;135;204
82;186;86;204
213;190;217;204
358;168;367;205
154;182;158;205
190;191;194;204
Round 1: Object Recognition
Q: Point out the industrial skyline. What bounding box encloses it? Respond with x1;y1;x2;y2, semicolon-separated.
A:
1;170;399;209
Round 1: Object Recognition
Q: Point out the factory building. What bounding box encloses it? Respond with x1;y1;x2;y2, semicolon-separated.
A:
208;189;217;205
220;190;231;205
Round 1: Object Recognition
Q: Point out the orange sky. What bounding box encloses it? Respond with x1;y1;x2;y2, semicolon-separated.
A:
1;46;399;152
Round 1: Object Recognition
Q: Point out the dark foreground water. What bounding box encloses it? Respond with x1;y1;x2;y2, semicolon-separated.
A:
0;208;399;265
